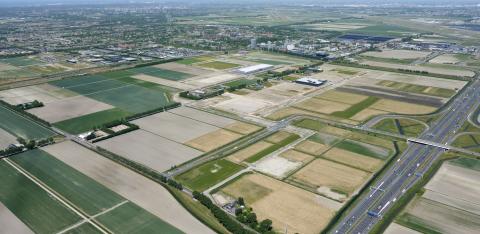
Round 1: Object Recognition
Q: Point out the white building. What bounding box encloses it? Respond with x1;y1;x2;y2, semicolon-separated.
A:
237;64;274;74
295;77;327;87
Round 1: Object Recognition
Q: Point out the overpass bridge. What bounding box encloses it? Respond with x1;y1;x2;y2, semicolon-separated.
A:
407;138;451;150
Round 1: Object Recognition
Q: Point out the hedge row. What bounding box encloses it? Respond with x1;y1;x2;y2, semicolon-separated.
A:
126;102;181;121
0;100;51;126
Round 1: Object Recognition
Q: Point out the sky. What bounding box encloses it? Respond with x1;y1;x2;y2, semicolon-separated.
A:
0;0;479;7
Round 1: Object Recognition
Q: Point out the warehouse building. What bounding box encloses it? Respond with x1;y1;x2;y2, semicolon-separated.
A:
237;64;273;74
295;77;327;87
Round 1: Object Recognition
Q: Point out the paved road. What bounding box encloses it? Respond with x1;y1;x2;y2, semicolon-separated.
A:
330;74;480;234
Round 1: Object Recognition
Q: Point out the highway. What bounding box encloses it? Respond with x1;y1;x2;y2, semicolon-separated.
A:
331;75;480;234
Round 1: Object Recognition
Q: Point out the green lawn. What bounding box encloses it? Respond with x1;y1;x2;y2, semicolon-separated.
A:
95;202;182;234
331;96;379;119
452;134;480;151
0;160;81;233
131;67;192;81
448;157;480;171
11;149;125;215
0;105;55;140
374;118;426;137
176;56;212;65
199;61;240;70
246;133;301;163
176;159;244;192
53;108;131;134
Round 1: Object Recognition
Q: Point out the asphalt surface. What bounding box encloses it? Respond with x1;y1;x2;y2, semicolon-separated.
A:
330;75;480;234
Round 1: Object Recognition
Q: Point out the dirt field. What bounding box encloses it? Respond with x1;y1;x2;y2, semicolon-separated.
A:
370;99;437;114
224;121;261;135
132;74;196;90
0;84;76;105
186;129;242;152
190;73;240;85
227;141;273;163
267;107;325;121
0;63;18;72
28;96;114;123
44;141;214;234
317;90;369;104
294;140;329;156
362;50;430;59
255;156;303;178
429;54;460;64
96;130;203;172
214;93;271;115
155;62;210;76
294;98;351;114
376;73;466;90
423;163;480;215
280;149;315;163
385;223;421;234
218;173;340;234
0;128;17;148
361;60;475;77
168;107;236;128
350;108;388;122
322;148;383;172
265;131;295;144
304;23;369;31
0;202;33;234
290;159;370;196
132;112;219;143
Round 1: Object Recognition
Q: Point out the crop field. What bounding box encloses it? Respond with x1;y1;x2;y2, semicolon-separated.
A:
0;202;33;234
384;222;420;234
376;80;456;98
97;130;203;172
176;56;214;65
130;66;193;81
0;128;18;148
0;105;55;140
374;118;427;137
245;132;300;163
224;121;262;135
362;50;430;60
280;149;315;163
452;133;480;151
54;108;130;134
44;141;213;234
176;159;244;192
0;57;43;67
216;173;340;234
429;54;460;64
227;141;273;163
0;159;81;233
186;129;242;152
294;140;329;156
395;159;480;233
155;62;210;76
198;61;240;70
0;84;77;105
360;60;475;77
321;148;383;172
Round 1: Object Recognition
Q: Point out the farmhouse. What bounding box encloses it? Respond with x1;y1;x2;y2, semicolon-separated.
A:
295;77;326;87
237;64;273;74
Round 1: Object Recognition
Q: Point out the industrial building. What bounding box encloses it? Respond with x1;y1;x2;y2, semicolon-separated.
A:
295;77;327;87
237;64;274;74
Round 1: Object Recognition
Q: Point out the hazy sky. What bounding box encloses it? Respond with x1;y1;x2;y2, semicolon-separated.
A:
1;0;479;7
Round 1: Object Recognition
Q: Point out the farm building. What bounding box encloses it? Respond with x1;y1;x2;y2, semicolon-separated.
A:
237;64;273;74
295;77;326;87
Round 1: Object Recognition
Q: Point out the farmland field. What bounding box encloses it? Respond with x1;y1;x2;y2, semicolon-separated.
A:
130;66;193;81
0;105;55;140
0;160;81;233
198;61;240;70
53;108;131;134
176;159;244;192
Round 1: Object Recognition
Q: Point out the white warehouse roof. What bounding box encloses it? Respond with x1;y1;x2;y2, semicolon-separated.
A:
237;64;273;74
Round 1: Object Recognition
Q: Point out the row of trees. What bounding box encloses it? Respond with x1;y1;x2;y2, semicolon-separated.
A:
0;137;54;156
235;197;273;234
16;100;44;110
0;100;51;127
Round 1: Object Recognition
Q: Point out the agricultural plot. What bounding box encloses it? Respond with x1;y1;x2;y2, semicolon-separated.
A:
44;141;214;234
0;202;33;234
360;60;475;77
376;80;456;98
176;56;214;65
0;128;17;148
130;66;193;81
301;22;370;31
429;54;460;64
452;133;480;152
155;62;210;76
0;57;44;67
176;159;244;192
168;107;236;127
396;160;480;233
198;61;240;70
0;83;76;105
215;173;341;234
322;148;383;173
362;50;430;60
374;118;427;137
0;105;55;140
227;141;273;163
186;129;242;152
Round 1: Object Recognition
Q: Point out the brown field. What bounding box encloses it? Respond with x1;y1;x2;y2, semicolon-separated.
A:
266;107;324;121
385;223;421;234
0;63;18;71
316;90;369;105
322;148;383;172
96;130;203;172
429;54;460;64
155;62;210;76
132;74;196;90
132;112;219;143
190;73;240;86
0;128;17;148
290;159;370;196
362;50;430;59
370;99;437;114
168;107;236;128
28;96;113;123
0;202;33;234
294;140;329;156
186;129;242;152
227;141;273;163
350;108;388;122
376;72;466;90
219;173;340;234
294;98;351;114
224;121;261;135
280;149;315;163
0;84;76;105
44;141;213;234
265;131;293;144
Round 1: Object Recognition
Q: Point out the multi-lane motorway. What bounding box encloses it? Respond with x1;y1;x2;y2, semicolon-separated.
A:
331;74;480;234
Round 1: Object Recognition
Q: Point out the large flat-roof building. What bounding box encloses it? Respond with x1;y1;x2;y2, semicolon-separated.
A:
295;77;327;87
237;64;273;74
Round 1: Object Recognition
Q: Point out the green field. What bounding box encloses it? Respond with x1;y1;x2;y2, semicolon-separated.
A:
176;159;244;192
176;56;213;65
448;157;480;171
65;223;103;234
0;57;43;66
131;67;192;81
335;139;390;159
246;133;301;163
245;58;291;65
293;119;327;131
95;202;182;234
359;55;416;65
452;133;480;152
53;108;131;134
374;118;427;137
11;149;125;215
199;61;240;70
0;68;38;79
331;96;379;119
0;160;81;233
308;133;342;145
376;80;456;98
0;105;55;140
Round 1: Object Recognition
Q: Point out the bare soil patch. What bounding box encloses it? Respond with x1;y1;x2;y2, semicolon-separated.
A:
370;99;437;114
227;141;273;163
186;129;242;152
294;140;329;156
168;107;236;128
0;202;33;234
362;50;430;59
224;121;261;135
317;90;369;105
322;148;383;172
294;98;351;114
0;128;17;148
255;156;302;178
155;62;210;76
429;54;460;64
280;149;315;163
265;131;294;144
